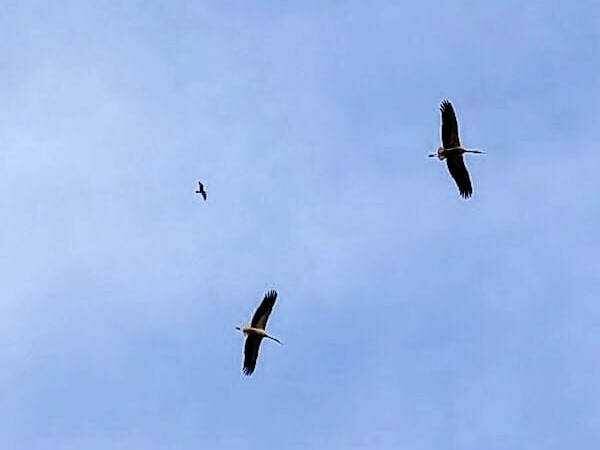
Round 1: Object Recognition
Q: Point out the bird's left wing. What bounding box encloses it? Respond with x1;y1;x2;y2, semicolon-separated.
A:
251;290;277;329
446;154;473;198
243;334;262;376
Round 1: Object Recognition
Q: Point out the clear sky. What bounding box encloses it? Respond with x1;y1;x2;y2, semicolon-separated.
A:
2;1;600;449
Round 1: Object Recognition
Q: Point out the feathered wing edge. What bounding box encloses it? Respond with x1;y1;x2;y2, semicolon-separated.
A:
250;290;277;329
243;334;263;376
440;99;461;149
446;154;473;198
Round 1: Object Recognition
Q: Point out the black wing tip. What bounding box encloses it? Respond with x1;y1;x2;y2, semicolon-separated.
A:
459;188;473;199
440;99;453;111
264;289;278;301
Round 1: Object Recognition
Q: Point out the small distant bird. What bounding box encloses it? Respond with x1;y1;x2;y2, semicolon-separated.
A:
236;290;282;376
429;100;485;198
195;181;207;200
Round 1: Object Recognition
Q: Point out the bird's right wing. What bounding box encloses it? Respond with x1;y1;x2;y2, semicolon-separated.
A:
243;335;262;376
440;100;461;149
446;154;473;199
250;290;277;329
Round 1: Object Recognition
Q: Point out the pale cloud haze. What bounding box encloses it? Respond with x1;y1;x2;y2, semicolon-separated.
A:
1;1;599;449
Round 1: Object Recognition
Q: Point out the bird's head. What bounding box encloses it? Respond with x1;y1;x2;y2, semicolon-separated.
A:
429;147;445;158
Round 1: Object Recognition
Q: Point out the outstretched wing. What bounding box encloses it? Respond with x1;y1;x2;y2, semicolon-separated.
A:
243;334;263;375
201;189;207;200
446;154;473;198
250;290;277;330
440;100;460;149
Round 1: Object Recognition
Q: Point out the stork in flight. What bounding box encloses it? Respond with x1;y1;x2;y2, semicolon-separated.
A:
195;181;207;200
236;290;282;376
429;100;484;199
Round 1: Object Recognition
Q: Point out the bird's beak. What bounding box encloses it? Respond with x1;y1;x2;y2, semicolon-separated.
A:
428;154;436;157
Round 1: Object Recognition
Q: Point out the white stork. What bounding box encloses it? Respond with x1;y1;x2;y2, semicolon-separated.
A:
236;290;282;376
429;100;485;199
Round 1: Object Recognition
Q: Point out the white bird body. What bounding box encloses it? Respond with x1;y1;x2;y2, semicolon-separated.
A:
241;326;269;337
238;326;282;343
435;146;462;159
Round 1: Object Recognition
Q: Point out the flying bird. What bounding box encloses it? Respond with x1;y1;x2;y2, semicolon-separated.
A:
195;181;207;200
429;100;485;198
236;290;282;376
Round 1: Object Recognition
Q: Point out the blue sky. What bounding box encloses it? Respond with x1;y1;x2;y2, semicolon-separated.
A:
2;1;600;449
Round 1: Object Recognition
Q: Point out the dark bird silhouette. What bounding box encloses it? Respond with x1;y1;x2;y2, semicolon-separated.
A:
195;181;207;200
236;290;282;376
429;100;484;198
